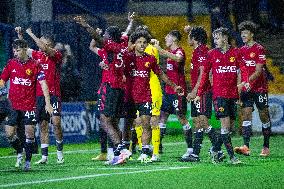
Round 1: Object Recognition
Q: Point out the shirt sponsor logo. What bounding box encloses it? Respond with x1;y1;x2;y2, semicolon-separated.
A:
12;76;32;86
259;54;266;60
41;63;48;70
245;60;256;67
216;66;237;73
131;69;149;78
198;56;206;62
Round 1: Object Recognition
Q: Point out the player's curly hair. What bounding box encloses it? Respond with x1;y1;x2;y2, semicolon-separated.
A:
12;39;28;49
105;26;122;43
169;30;182;41
130;30;151;44
238;21;257;34
190;26;207;44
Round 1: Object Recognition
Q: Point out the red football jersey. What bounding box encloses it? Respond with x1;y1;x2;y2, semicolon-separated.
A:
239;43;268;93
124;52;161;103
102;36;128;89
198;47;241;99
165;47;186;95
1;58;45;111
32;50;62;97
190;44;211;92
97;48;110;84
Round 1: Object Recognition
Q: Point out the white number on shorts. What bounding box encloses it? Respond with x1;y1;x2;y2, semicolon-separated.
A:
259;94;268;105
25;111;35;118
52;102;59;113
195;101;201;113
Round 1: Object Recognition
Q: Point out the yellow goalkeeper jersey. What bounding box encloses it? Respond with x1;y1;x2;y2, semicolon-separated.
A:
145;44;163;116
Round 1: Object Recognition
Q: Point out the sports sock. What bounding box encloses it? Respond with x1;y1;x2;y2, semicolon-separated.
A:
41;144;49;159
221;128;235;159
131;128;138;152
142;145;151;156
99;127;108;153
25;138;35;162
152;126;160;155
262;122;271;148
9;136;23;154
193;129;203;156
183;124;193;148
205;126;218;149
56;140;63;151
242;121;252;148
135;126;143;150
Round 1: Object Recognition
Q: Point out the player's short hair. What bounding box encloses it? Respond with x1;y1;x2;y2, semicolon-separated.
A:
130;30;151;44
12;39;28;49
106;26;121;43
190;26;207;44
238;21;257;34
169;30;182;41
212;27;229;37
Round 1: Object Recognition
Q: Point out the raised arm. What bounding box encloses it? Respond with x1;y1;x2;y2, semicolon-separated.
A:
15;26;24;40
152;39;184;62
74;16;103;45
122;12;135;36
26;28;56;57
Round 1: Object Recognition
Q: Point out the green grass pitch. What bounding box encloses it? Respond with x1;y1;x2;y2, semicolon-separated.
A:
0;134;283;189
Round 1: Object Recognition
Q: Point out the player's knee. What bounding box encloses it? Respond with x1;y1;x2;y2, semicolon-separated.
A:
259;109;270;123
6;133;15;141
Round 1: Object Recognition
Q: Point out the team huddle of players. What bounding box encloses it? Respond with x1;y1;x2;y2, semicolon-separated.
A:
0;12;272;170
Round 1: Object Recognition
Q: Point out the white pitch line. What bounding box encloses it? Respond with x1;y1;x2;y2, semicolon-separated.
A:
0;166;192;188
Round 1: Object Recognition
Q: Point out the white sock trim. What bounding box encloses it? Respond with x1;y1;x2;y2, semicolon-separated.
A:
183;123;191;130
262;122;271;128
159;123;166;129
41;144;49;148
242;121;252;127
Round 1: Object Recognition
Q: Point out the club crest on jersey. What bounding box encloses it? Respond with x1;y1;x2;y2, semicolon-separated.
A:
230;57;235;62
250;52;255;58
219;107;224;112
145;62;150;68
26;69;32;76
